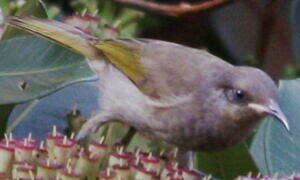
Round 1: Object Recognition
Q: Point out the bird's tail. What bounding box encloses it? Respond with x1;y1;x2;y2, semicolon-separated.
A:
5;16;101;60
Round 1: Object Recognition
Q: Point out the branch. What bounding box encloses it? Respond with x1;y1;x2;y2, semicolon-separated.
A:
110;0;233;17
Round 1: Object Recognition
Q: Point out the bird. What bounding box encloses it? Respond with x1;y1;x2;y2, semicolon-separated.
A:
6;16;290;165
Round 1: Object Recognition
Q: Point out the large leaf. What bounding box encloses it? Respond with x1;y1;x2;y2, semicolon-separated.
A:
250;79;300;175
0;35;97;104
0;0;48;135
196;141;258;180
7;81;100;139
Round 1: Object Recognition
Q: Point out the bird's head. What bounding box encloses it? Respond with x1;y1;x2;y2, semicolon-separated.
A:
220;66;289;131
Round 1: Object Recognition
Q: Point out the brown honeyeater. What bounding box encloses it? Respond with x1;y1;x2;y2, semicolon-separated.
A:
6;17;289;162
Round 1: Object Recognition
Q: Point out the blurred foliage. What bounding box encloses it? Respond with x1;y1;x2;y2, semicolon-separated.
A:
283;65;300;79
1;0;47;40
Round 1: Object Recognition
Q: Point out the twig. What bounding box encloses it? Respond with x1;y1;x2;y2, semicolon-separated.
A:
110;0;233;17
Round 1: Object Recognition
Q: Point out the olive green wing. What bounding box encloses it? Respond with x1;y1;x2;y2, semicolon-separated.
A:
93;39;161;97
94;40;146;86
93;38;217;99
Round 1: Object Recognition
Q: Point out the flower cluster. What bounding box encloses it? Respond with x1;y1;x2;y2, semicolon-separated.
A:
0;126;205;180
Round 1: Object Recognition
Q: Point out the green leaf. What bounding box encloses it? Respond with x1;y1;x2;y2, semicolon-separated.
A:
0;35;97;104
196;142;258;180
7;81;100;139
1;0;48;40
0;0;48;135
250;79;300;175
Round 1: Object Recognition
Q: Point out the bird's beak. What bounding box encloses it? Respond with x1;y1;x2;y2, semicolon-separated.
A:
248;100;290;132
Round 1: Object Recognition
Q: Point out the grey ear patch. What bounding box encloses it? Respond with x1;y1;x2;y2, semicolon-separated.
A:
148;93;194;109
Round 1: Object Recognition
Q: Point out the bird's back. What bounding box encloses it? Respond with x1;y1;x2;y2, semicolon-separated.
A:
99;38;233;99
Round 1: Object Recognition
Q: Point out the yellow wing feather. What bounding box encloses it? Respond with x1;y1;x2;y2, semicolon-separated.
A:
94;40;147;86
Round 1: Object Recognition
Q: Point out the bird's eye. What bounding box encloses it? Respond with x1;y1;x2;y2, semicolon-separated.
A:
225;89;247;103
235;89;245;100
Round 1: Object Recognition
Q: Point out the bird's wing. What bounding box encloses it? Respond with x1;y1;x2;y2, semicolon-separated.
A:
94;38;228;99
93;39;148;93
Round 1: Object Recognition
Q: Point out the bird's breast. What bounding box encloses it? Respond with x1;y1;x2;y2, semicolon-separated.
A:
147;106;261;151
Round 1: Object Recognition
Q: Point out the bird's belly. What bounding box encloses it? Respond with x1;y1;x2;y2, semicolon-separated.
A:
136;114;256;152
